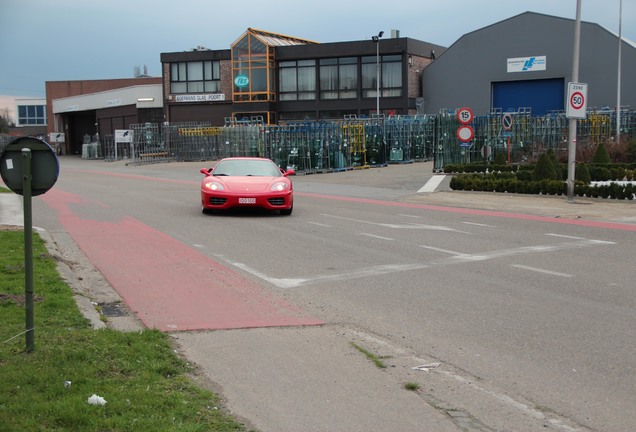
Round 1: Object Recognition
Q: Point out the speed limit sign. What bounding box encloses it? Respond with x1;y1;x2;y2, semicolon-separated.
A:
457;107;474;125
566;82;588;119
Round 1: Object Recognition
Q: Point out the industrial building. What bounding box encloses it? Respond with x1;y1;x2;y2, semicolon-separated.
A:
421;12;635;116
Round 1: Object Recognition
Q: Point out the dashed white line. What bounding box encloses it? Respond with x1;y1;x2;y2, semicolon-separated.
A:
359;233;395;241
511;264;573;278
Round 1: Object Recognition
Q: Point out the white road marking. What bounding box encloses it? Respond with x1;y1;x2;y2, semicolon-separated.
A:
462;221;496;228
307;221;332;227
322;213;467;233
511;264;573;278
418;175;446;193
359;233;394;241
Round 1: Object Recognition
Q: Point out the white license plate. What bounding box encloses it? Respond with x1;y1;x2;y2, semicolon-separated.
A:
238;197;256;204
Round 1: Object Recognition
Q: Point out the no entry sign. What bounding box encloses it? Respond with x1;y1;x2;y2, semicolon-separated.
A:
566;82;588;119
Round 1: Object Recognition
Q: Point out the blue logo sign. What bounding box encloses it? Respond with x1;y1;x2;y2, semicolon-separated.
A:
234;74;249;88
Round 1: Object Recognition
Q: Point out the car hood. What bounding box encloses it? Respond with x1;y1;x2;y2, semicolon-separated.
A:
211;176;289;192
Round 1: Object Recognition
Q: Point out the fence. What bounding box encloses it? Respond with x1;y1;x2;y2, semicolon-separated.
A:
90;108;635;172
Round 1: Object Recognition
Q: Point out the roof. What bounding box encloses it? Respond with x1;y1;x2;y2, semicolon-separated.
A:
231;28;319;47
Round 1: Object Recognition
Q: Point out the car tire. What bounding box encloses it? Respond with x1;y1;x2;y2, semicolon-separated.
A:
280;204;293;216
202;207;213;215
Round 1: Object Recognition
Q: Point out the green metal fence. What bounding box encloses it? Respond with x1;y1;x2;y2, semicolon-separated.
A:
95;108;635;171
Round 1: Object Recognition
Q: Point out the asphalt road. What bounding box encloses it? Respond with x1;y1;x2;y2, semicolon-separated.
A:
15;157;636;432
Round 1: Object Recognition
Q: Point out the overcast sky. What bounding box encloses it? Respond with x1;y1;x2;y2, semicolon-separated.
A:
0;0;634;98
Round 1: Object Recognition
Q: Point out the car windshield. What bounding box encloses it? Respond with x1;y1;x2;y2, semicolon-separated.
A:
212;159;282;177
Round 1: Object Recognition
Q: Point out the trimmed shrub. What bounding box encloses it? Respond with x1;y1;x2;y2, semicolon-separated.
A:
532;153;557;181
592;142;611;164
546;148;562;180
575;164;591;184
494;151;507;165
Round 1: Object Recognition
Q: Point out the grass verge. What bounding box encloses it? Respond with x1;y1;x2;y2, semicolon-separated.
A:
0;229;247;431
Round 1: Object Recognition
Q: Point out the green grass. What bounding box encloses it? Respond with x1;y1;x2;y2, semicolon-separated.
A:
0;186;11;193
0;230;248;431
404;382;421;392
350;342;390;369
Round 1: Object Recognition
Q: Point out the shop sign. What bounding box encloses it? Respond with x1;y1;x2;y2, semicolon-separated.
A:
174;94;226;102
507;56;546;73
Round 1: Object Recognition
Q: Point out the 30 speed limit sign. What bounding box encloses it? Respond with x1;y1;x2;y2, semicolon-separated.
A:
566;82;588;119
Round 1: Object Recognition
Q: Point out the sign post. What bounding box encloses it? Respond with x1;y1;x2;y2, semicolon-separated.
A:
1;137;59;353
502;113;513;165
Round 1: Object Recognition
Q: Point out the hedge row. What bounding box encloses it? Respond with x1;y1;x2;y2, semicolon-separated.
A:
444;163;636;182
450;175;635;200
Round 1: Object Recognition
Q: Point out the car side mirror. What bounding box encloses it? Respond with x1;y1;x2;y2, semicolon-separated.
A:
283;169;295;177
200;168;212;175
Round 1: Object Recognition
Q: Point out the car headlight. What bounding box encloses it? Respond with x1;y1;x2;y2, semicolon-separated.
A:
271;182;289;191
204;181;224;191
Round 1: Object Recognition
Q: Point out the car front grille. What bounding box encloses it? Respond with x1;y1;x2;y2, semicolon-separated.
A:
268;198;285;206
209;197;227;205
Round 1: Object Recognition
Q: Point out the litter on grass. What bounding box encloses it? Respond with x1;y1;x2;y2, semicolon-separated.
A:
88;394;107;406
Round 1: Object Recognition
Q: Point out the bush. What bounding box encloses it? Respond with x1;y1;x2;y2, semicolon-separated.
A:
592;142;611;164
494;151;507;165
575;164;591;184
546;148;562;180
532;153;557;181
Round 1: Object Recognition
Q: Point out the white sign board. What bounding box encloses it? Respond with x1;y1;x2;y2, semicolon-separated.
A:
115;129;133;143
175;94;226;102
565;82;588;119
49;132;65;143
507;56;546;73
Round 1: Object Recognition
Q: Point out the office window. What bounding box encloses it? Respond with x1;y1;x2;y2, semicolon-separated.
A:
17;105;46;126
361;55;402;98
279;60;316;101
170;61;220;94
320;57;357;100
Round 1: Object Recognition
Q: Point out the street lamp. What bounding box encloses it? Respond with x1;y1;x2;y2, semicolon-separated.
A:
372;31;384;116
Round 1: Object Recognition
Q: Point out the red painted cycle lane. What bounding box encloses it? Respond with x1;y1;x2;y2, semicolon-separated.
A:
40;189;323;332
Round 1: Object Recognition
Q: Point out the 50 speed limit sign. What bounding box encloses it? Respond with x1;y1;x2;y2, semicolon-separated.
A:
566;82;588;119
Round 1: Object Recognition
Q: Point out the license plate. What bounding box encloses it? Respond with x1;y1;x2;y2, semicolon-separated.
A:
238;197;256;204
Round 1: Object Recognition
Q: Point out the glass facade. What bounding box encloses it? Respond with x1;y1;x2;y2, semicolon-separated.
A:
232;33;275;102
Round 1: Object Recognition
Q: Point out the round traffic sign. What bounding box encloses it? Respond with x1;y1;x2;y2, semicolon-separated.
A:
0;137;59;196
570;91;584;110
456;107;474;125
502;113;513;131
456;125;475;142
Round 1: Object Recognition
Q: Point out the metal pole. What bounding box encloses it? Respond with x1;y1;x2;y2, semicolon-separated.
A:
567;0;582;202
22;148;34;353
617;0;622;143
376;38;380;115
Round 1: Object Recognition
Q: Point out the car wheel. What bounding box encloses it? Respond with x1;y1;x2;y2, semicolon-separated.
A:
202;206;213;215
280;204;293;216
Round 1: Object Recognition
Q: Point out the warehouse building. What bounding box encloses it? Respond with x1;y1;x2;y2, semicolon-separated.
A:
420;12;635;116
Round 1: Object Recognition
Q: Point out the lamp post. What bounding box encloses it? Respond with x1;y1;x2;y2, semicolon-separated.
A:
372;31;384;116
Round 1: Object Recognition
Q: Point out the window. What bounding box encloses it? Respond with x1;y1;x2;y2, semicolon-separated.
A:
17;105;46;126
320;57;357;100
232;33;276;102
170;61;220;94
279;60;316;101
361;55;402;98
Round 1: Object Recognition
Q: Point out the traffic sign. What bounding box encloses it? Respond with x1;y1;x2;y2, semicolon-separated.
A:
456;107;474;125
456;125;474;142
1;137;59;196
566;82;588;119
502;113;513;131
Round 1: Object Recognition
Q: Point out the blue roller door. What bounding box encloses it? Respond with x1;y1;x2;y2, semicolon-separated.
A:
492;78;564;115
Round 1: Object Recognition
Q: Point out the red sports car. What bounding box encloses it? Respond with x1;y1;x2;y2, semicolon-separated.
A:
200;157;295;215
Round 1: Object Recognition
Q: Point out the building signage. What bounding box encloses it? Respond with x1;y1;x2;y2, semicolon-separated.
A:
115;129;133;143
507;56;546;73
174;94;226;102
234;74;249;88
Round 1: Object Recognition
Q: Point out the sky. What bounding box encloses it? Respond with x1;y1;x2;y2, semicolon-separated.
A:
0;0;634;99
